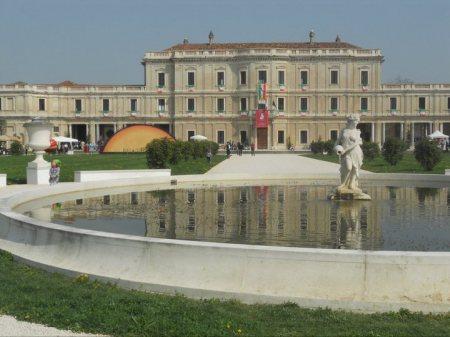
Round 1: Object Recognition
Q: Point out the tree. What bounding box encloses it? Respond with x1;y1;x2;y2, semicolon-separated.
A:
361;141;380;160
382;138;407;165
414;139;442;171
10;140;24;155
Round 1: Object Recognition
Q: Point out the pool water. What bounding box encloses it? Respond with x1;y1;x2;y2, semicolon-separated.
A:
26;185;450;251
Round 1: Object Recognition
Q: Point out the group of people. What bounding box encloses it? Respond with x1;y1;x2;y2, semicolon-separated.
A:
225;141;256;158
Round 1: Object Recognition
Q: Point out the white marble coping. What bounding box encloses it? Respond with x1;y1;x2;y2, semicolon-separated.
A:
74;169;171;183
0;174;6;188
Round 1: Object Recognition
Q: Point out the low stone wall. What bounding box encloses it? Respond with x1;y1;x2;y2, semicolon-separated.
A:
0;173;449;313
74;169;171;183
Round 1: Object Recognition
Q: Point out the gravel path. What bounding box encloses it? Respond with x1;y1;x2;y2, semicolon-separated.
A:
0;315;105;336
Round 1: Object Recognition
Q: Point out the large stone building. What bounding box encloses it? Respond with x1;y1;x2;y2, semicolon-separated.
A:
1;32;450;149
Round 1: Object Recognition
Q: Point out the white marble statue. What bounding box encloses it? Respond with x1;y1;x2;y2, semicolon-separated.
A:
329;115;371;200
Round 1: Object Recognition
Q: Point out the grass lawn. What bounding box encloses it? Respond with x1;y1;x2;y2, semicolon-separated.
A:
0;153;226;184
304;152;450;174
0;251;449;337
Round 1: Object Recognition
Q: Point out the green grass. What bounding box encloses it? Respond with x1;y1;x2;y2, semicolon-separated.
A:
0;251;449;337
0;154;226;184
304;152;450;174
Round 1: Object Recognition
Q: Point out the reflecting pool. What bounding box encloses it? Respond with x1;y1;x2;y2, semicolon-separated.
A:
25;185;450;251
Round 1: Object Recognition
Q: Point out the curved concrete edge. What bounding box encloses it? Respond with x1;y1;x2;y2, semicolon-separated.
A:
0;173;450;313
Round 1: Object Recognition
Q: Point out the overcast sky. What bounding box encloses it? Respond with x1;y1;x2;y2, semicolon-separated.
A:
1;0;449;84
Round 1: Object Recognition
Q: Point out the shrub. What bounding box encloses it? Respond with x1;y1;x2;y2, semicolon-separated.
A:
10;140;23;155
414;139;442;171
182;141;193;161
382;138;408;165
361;141;380;160
323;140;335;155
206;141;219;156
169;140;184;164
146;138;170;168
310;140;324;154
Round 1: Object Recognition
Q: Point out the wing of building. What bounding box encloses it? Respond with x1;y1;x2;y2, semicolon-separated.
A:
1;33;450;149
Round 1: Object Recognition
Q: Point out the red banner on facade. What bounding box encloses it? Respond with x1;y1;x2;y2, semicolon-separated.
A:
255;109;269;128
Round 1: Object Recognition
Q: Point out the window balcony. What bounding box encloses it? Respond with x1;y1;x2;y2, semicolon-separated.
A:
239;110;249;116
74;110;83;117
418;109;428;116
130;110;138;116
329;109;338;116
390;109;398;116
101;110;110;116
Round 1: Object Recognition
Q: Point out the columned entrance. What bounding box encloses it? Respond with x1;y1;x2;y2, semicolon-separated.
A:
358;123;372;142
443;123;450;136
413;122;432;143
257;128;268;149
384;123;402;141
98;124;115;143
71;124;87;142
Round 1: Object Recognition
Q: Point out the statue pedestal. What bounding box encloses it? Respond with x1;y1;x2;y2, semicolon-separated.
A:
328;189;371;201
26;152;50;185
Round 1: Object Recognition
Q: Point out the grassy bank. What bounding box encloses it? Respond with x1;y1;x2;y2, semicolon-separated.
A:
304;152;450;174
0;153;226;184
0;251;449;337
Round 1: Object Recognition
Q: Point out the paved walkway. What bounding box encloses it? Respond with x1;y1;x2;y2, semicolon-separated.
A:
207;153;341;175
0;315;104;336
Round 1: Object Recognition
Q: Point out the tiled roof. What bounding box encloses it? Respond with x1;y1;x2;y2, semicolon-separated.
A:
164;41;361;51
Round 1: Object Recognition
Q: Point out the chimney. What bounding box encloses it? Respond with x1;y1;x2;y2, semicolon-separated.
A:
183;38;189;44
208;30;214;45
309;30;315;44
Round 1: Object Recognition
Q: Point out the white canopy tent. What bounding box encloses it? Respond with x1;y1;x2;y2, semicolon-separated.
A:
190;135;208;141
427;130;449;139
53;136;80;143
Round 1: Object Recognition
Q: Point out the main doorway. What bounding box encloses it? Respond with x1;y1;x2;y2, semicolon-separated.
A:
257;128;268;149
71;124;87;143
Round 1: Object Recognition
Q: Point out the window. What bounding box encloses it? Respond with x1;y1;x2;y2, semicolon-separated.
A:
130;99;137;112
360;97;368;111
0;98;2;110
258;70;267;83
448;97;450;110
300;70;308;85
75;99;82;112
277;130;285;144
103;195;110;205
157;72;165;87
240;130;247;144
158;98;166;112
330;130;338;141
217;71;225;86
217;98;225;112
53;126;60;133
38;98;45;111
187;98;195;112
240;98;247;111
419;97;426;110
188;130;195;140
240;71;247;85
330;70;339;85
300;97;308;111
217;191;225;204
187;191;195;204
390;97;397;110
131;192;138;205
102;99;109;112
330;97;338;111
277;97;285;111
187;71;195;86
187;215;195;231
361;70;369;86
300;130;308;144
278;70;285;86
217;130;225;144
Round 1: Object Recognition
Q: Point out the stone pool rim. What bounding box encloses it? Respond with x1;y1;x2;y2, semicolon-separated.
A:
0;172;449;313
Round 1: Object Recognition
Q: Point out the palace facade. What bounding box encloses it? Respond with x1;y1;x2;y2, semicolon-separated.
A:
1;32;450;149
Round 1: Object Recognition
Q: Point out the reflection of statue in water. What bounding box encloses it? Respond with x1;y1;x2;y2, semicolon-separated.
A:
329;114;371;200
336;202;368;250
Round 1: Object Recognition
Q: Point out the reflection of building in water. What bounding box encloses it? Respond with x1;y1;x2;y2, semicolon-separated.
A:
48;185;449;249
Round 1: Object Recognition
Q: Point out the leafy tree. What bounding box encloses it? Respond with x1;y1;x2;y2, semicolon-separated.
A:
414;139;442;171
146;138;170;168
10;140;24;155
361;141;380;160
323;140;335;155
310;140;324;154
382;138;408;165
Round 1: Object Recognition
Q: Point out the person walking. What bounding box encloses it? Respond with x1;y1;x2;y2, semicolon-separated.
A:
206;147;212;164
226;142;231;159
251;142;255;156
